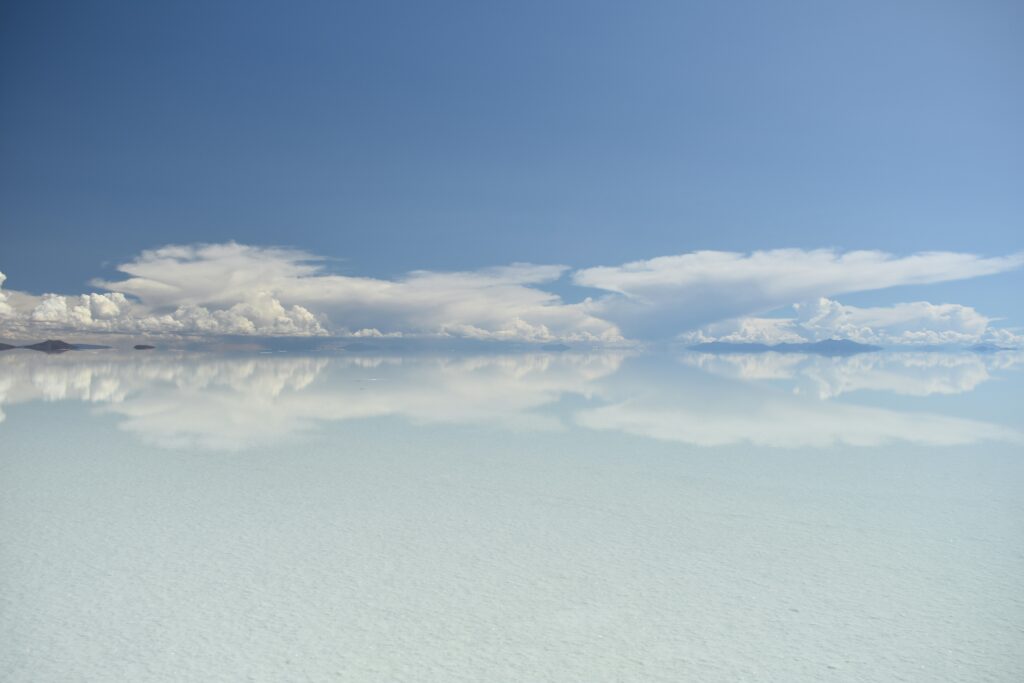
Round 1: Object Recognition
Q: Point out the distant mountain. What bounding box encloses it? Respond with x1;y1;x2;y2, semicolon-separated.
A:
0;342;15;351
22;340;77;353
341;341;382;352
968;343;1016;353
19;339;111;353
691;341;774;353
134;344;156;350
795;339;883;355
690;339;882;356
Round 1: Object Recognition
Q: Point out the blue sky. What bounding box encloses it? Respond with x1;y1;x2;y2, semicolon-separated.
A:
0;1;1021;343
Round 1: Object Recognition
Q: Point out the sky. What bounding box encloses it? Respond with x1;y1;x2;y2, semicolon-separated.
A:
1;1;1022;344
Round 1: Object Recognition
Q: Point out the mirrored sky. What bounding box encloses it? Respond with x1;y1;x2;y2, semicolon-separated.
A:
1;348;1022;680
2;348;1022;451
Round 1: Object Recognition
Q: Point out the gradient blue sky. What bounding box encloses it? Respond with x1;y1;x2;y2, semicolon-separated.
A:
1;0;1021;332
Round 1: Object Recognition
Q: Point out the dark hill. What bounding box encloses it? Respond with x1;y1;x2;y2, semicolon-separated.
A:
969;343;1015;353
20;340;111;353
23;339;77;353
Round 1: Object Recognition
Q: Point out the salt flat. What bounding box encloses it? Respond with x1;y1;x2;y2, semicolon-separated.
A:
1;351;1022;681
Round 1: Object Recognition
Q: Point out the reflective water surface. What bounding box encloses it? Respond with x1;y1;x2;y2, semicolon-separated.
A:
2;349;1022;681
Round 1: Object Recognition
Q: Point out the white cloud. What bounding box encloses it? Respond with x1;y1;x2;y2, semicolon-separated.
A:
575;249;1023;338
88;243;621;342
680;317;807;345
92;243;325;308
0;272;15;318
13;289;325;338
169;295;325;336
793;298;994;345
684;297;1022;347
1;244;620;342
3;245;1021;343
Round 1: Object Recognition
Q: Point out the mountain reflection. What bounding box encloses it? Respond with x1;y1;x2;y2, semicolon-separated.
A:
0;349;1020;450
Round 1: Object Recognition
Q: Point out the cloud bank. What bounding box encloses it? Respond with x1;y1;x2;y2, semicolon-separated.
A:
682;350;1024;399
2;245;1021;344
683;298;1022;346
575;249;1023;339
1;245;620;342
89;243;620;342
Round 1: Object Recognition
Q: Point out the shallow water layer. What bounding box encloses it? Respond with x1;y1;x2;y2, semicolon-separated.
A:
1;350;1022;681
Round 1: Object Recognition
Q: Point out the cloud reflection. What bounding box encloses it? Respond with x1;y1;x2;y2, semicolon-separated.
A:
0;352;622;449
1;349;1019;450
682;350;1024;399
576;386;1020;448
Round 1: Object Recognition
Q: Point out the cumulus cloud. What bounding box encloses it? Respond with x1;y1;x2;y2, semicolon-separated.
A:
12;288;325;338
683;298;1022;346
792;298;995;345
1;244;619;342
87;243;620;342
680;317;808;345
2;245;1021;343
575;249;1023;338
0;272;14;318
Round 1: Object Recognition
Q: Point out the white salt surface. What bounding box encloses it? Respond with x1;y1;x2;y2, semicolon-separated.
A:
1;351;1022;681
